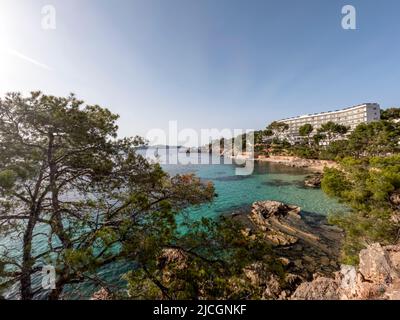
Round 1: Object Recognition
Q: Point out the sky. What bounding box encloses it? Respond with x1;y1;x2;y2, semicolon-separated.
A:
1;0;400;143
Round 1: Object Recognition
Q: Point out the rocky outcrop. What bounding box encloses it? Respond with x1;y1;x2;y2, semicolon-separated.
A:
291;243;400;300
250;201;301;246
304;174;322;188
242;200;342;289
243;262;305;299
291;276;340;300
91;287;112;300
156;248;189;285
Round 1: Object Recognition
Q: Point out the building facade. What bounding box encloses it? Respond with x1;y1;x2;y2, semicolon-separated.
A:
277;103;381;143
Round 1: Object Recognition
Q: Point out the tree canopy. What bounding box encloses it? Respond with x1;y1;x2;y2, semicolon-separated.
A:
322;156;400;264
0;92;215;299
0;92;281;300
381;107;400;121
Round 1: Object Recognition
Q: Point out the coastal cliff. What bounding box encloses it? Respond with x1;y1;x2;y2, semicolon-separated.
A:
244;200;400;300
292;243;400;300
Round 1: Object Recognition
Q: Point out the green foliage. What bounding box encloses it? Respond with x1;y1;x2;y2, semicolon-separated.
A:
381;107;400;121
0;92;283;301
0;170;17;190
0;92;216;299
317;121;349;144
299;123;313;137
290;145;318;159
347;121;400;157
319;140;349;160
271;120;400;161
323;155;400;264
125;217;282;300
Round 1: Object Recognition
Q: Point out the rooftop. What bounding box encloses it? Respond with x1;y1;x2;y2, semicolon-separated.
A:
279;103;379;122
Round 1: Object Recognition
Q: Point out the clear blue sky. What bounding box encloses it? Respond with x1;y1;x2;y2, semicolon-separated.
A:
1;0;400;139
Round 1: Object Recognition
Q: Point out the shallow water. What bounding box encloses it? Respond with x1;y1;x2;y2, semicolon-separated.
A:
160;151;344;220
2;149;345;299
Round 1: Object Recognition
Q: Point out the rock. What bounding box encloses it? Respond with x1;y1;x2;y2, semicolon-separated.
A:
278;257;290;266
384;280;400;300
243;262;284;299
91;287;112;300
290;243;400;300
266;230;298;246
385;245;400;276
244;262;270;286
158;248;187;270
339;265;358;299
158;248;188;284
250;201;301;246
320;256;330;266
284;273;304;291
294;259;303;269
359;243;392;284
304;174;322;188
263;274;283;299
390;191;400;206
291;276;340;300
251;201;301;221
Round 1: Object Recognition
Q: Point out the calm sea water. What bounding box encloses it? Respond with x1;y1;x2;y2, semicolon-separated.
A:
3;148;344;299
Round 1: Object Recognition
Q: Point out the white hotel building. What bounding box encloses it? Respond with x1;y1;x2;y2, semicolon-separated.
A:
277;103;381;142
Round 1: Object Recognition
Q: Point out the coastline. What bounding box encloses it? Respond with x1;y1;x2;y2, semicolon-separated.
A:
227;153;338;173
256;156;338;173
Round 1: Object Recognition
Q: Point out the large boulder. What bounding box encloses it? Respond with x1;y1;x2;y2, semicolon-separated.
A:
359;243;392;284
291;276;340;300
291;243;400;300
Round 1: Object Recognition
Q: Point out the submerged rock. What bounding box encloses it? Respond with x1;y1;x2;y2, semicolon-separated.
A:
304;174;322;188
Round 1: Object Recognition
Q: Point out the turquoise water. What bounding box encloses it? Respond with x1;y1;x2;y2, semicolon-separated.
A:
3;150;344;299
161;153;343;219
71;153;343;298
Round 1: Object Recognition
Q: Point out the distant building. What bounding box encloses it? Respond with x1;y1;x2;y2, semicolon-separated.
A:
277;103;381;143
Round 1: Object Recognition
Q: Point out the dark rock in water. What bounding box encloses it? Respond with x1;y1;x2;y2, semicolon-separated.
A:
304;174;322;188
214;175;253;182
252;200;301;220
262;179;296;187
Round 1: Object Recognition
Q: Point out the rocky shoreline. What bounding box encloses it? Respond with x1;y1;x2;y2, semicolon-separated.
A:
92;199;400;300
231;200;343;298
238;200;400;300
292;243;400;300
256;156;338;173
